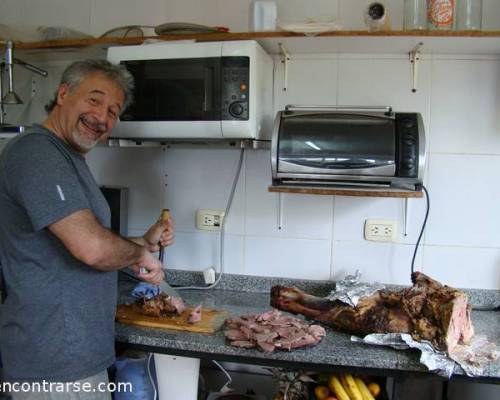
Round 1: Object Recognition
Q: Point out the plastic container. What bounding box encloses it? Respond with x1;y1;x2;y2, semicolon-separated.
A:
427;0;456;30
249;0;277;32
455;0;482;30
404;0;428;30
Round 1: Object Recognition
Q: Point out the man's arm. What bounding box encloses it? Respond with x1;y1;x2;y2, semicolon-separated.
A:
48;209;164;284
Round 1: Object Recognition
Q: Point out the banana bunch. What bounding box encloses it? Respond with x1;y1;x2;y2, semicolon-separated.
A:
329;373;377;400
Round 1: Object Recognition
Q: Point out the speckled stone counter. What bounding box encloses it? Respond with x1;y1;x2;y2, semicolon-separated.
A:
115;271;500;382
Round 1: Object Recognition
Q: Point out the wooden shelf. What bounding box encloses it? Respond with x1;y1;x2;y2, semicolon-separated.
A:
268;185;423;198
10;30;500;55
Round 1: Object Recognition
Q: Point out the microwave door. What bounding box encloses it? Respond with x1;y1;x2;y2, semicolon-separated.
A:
120;58;222;122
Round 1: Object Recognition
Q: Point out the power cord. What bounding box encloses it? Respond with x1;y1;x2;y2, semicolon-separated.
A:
177;148;245;291
147;353;157;400
212;360;233;393
411;184;430;276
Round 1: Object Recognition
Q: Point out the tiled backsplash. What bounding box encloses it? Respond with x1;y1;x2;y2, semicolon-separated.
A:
85;53;500;290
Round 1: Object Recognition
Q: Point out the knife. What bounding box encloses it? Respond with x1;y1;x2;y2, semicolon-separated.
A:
157;209;182;299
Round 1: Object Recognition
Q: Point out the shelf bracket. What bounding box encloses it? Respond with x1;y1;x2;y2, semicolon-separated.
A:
403;197;409;237
409;42;423;93
277;192;284;230
279;43;291;92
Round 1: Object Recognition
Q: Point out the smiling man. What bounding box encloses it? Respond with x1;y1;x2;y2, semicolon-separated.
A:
0;60;173;399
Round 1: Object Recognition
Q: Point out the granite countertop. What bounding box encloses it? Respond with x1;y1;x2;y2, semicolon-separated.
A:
115;271;500;382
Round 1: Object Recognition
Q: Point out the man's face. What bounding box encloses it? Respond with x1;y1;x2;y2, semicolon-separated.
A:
56;72;124;154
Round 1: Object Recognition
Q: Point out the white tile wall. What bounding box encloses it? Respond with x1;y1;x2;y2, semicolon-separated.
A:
423;245;500;290
332;241;423;285
426;153;500;248
429;57;500;155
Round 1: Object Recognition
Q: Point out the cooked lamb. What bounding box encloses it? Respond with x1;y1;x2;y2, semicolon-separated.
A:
224;309;326;352
139;293;187;317
270;272;474;353
188;304;202;324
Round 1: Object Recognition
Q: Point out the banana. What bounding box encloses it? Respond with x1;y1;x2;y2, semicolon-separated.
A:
328;374;351;400
354;377;376;400
342;373;364;400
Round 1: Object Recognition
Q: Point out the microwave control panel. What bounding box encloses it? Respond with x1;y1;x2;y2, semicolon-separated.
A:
221;57;249;121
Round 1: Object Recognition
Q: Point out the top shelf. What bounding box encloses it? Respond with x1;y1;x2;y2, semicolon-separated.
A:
11;30;500;56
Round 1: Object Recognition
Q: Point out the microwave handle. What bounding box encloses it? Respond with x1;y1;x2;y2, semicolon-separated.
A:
284;105;393;115
204;66;214;112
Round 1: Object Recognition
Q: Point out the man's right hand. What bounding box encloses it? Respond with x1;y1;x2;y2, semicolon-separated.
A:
131;249;165;285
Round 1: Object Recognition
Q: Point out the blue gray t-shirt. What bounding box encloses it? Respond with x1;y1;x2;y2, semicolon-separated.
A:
0;124;117;382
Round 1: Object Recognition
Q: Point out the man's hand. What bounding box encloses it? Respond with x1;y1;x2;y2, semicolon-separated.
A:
142;216;175;251
130;249;165;285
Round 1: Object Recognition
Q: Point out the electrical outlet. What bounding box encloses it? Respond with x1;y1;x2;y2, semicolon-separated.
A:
364;219;397;242
196;209;225;231
203;267;216;284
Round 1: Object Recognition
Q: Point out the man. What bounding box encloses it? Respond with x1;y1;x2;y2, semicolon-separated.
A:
0;60;172;397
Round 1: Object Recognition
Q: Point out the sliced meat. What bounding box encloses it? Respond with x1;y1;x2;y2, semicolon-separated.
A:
224;309;325;353
187;304;202;324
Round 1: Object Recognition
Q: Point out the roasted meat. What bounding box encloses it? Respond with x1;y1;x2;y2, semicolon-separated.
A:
270;272;474;352
225;309;326;352
139;293;186;317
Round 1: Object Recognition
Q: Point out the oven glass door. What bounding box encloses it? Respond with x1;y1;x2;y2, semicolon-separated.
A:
278;113;395;175
120;58;221;121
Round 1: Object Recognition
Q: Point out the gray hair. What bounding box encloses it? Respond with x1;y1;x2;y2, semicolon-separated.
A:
44;59;134;114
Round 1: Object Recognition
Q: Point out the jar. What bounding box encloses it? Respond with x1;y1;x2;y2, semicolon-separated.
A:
427;0;455;30
249;0;277;32
455;0;482;30
404;0;427;30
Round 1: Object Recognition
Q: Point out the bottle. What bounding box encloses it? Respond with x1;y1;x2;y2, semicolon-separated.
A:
249;0;277;32
404;0;427;30
427;0;455;30
455;0;482;30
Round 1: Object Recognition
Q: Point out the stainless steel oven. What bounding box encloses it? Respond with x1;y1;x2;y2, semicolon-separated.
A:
271;106;426;190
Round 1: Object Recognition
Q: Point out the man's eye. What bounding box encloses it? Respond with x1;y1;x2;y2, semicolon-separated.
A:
108;111;117;120
89;98;98;105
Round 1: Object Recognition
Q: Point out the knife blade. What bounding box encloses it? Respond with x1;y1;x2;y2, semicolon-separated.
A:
158;277;181;298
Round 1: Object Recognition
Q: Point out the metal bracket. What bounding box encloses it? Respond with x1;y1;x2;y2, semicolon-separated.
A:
279;43;291;92
403;197;409;236
409;43;423;93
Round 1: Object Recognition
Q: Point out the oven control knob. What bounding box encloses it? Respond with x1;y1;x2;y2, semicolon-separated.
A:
229;102;244;117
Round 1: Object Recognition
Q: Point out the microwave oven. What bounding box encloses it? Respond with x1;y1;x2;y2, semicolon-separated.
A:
107;40;274;141
271;106;426;190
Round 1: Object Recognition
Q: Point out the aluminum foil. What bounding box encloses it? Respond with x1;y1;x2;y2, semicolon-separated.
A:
351;333;498;379
327;270;384;307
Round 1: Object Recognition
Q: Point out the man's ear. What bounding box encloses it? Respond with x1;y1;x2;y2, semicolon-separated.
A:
56;84;70;106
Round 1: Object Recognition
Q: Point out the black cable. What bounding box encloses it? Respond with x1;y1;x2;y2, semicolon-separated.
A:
411;185;430;276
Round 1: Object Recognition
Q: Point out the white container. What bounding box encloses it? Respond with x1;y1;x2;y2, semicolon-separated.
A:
404;0;427;30
456;0;482;30
154;354;200;400
249;0;277;32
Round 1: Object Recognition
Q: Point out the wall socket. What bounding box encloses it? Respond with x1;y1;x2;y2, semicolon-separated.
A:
364;219;397;242
196;209;225;231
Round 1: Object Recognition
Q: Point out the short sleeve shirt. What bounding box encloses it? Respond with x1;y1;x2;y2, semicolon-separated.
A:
0;124;117;382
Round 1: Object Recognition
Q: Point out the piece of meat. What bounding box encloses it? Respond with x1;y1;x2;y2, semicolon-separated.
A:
188;304;202;324
224;309;325;353
139;293;187;317
270;272;474;352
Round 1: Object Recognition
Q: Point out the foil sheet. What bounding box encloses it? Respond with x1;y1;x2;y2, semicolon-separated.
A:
327;270;384;307
351;333;498;379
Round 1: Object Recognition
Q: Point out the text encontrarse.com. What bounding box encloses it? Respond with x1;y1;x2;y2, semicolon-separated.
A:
0;381;133;394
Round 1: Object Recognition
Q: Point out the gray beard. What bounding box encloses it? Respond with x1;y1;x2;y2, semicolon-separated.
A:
71;129;98;151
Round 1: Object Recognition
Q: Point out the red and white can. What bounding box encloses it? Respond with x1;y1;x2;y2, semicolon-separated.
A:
428;0;455;29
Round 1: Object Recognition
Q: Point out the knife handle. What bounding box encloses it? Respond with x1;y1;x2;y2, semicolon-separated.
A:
159;208;170;223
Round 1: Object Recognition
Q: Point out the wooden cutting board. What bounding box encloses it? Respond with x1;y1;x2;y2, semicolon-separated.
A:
116;304;228;334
